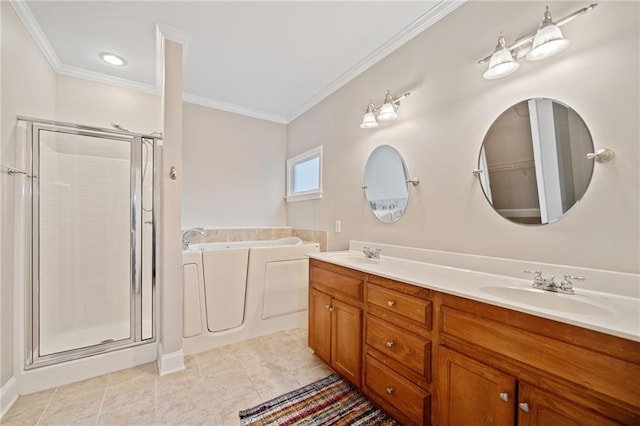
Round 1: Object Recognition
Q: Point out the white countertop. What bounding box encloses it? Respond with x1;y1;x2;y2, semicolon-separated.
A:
308;250;640;343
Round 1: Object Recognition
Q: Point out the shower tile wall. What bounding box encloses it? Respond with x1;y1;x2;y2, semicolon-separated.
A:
38;136;131;355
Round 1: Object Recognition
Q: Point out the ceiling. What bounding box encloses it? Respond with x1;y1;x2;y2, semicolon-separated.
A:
15;1;464;123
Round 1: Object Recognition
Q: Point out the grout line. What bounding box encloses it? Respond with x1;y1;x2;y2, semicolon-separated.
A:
34;386;58;425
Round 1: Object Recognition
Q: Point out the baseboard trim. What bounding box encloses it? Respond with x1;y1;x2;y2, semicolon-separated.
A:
1;377;18;419
157;347;185;376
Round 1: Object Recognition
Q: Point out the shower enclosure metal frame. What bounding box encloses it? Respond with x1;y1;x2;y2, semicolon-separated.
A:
19;117;159;369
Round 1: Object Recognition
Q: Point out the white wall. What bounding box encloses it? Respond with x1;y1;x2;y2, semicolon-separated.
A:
54;74;161;134
182;102;287;228
286;1;640;274
1;2;56;389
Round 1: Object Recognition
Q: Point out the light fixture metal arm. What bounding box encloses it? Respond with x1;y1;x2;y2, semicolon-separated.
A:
478;3;598;64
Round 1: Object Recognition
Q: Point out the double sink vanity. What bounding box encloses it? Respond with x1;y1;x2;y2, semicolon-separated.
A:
307;243;640;425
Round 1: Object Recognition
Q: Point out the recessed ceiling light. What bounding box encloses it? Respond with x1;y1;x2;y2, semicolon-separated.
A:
99;52;127;66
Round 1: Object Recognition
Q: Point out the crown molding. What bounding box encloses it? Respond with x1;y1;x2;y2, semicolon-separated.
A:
157;23;191;47
10;0;62;70
10;0;465;126
284;0;467;123
57;64;160;96
183;93;288;124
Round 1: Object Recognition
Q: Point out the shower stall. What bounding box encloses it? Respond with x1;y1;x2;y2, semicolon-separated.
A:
18;117;159;369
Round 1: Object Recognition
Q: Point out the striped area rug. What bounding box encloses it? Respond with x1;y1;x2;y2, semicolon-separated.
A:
238;374;399;425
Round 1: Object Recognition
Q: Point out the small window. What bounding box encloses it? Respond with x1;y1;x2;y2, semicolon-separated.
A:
286;146;323;202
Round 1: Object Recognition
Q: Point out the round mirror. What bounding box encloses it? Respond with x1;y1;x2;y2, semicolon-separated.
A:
478;98;594;225
364;145;410;223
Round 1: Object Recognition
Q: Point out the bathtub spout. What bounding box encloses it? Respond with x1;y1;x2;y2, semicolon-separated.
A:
182;227;205;250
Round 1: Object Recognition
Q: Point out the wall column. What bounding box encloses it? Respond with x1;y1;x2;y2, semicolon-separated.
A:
157;29;187;375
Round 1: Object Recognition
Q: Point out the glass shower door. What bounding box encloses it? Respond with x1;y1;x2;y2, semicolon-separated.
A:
31;125;145;361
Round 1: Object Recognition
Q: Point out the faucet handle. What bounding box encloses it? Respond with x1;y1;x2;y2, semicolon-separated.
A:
558;274;582;294
564;274;584;281
561;274;584;288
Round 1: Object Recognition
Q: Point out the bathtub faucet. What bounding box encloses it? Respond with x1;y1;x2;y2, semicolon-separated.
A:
182;227;205;250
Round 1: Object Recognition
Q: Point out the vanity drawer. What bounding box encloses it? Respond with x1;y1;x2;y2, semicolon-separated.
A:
365;354;430;425
366;315;431;380
310;262;363;301
368;283;431;327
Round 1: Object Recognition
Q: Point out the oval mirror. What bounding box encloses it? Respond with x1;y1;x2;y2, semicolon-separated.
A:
477;98;594;225
364;145;410;223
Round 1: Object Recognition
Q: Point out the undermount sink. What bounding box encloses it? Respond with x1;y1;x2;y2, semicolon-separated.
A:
326;252;387;264
480;286;613;317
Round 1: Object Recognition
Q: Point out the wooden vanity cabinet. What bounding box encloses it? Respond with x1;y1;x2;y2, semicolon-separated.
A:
308;259;640;425
308;259;364;387
438;294;640;425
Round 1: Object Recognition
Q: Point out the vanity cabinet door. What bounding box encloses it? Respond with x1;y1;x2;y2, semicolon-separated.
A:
308;287;362;386
517;382;619;426
309;288;332;365
438;347;516;426
331;298;362;386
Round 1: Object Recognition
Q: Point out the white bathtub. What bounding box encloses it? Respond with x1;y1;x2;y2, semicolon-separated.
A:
182;237;319;354
189;236;303;250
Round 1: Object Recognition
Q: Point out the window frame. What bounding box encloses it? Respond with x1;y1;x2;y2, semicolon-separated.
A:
286;145;323;202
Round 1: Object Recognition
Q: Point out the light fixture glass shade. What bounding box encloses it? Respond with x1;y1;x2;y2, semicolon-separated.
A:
526;24;570;61
526;7;571;61
360;111;379;129
483;36;520;80
377;103;398;121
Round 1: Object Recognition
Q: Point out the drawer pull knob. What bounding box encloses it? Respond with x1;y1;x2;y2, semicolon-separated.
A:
386;387;394;395
386;341;395;348
519;402;530;413
387;300;395;307
325;305;334;312
499;392;509;402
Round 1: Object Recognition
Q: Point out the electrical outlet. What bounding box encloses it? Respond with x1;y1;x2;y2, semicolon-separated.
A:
335;220;342;233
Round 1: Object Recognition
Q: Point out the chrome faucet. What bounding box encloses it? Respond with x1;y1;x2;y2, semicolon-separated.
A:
524;270;583;295
363;246;382;259
182;227;204;250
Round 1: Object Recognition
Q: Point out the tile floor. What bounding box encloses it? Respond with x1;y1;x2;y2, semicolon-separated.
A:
2;328;333;425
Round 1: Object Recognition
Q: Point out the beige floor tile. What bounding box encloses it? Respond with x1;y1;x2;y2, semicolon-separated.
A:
97;400;155;426
1;405;47;426
108;361;157;386
157;368;203;396
294;364;333;386
156;385;217;425
184;354;199;371
212;389;262;426
198;353;244;378
254;380;301;403
1;388;55;425
4;328;315;426
38;389;103;425
204;370;255;403
50;375;109;403
101;374;156;412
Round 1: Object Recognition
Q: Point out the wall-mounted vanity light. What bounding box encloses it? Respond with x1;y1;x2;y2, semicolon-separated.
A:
479;3;597;80
360;90;411;129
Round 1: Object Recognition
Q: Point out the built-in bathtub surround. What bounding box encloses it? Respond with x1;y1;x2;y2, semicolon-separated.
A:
185;227;328;252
